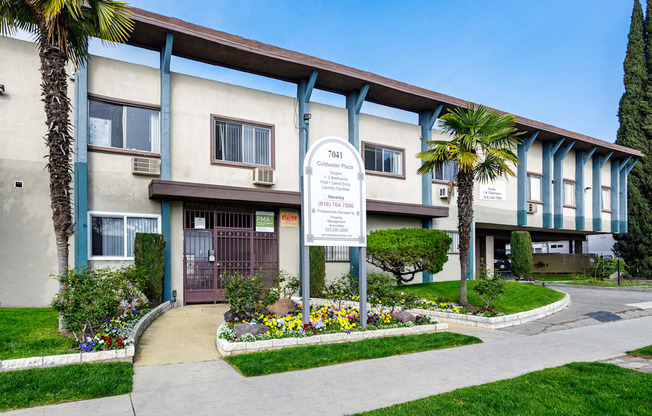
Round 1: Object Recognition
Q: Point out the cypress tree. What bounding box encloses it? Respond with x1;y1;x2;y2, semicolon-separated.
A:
613;0;652;277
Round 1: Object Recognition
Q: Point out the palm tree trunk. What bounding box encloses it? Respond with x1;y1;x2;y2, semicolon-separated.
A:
457;170;474;306
38;24;74;283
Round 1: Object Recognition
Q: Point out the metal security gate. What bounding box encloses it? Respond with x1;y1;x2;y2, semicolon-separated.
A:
183;203;279;304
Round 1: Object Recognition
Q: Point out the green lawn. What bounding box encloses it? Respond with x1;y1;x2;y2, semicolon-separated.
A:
0;362;133;412
225;332;481;376
358;362;652;416
628;345;652;358
532;274;576;281
399;281;564;314
0;308;77;360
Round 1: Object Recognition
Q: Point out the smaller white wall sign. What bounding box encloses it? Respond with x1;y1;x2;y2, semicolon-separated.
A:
479;181;507;201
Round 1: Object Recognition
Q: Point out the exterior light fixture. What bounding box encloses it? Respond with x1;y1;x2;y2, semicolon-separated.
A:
0;84;4;94
584;186;591;191
303;113;311;124
172;289;177;303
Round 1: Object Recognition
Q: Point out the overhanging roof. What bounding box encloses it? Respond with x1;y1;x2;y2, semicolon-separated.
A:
127;7;643;159
148;180;449;219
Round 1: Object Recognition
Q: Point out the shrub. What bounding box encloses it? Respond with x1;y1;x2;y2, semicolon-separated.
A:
134;233;166;305
223;271;278;317
366;228;451;284
51;267;140;341
276;269;301;299
309;246;326;297
510;231;533;281
534;260;549;271
324;273;357;308
590;256;627;280
367;272;416;313
473;265;507;310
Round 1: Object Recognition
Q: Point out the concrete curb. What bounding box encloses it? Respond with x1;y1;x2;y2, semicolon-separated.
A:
0;301;172;373
296;291;570;330
216;322;449;357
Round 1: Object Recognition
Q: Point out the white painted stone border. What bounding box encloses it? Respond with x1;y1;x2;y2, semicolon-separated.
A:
292;290;570;330
0;301;172;373
217;322;449;357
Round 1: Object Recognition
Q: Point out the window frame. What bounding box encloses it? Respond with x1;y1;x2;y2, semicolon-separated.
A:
87;93;161;157
361;141;406;179
601;186;612;213
563;179;576;208
527;172;543;204
432;160;459;184
210;114;276;169
87;211;162;261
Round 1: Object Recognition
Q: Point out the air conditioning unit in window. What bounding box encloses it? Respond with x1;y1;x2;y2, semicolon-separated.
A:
439;187;449;199
131;157;161;176
253;168;275;186
527;203;538;214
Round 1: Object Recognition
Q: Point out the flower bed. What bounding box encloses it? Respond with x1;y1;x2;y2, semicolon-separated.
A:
78;304;152;353
218;304;435;342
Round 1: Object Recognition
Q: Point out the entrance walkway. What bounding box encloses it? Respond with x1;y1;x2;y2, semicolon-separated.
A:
134;304;229;367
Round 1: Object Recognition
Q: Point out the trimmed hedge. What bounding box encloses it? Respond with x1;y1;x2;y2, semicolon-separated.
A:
309;246;326;297
510;231;533;281
366;228;452;284
134;233;166;305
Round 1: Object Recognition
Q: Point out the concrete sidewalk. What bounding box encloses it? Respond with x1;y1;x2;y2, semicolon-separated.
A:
6;315;652;416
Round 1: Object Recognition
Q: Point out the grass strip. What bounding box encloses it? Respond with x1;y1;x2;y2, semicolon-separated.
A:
0;362;133;412
399;281;564;314
627;345;652;359
225;332;481;377
0;308;77;360
565;279;650;287
358;362;652;416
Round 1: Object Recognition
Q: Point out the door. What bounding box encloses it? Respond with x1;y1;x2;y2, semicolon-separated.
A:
183;203;279;304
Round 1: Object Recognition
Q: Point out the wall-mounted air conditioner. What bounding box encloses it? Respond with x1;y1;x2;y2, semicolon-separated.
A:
131;157;161;176
439;187;449;199
253;167;276;186
527;203;538;214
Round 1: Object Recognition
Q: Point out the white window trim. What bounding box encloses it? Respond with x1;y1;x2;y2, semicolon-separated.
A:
87;211;162;261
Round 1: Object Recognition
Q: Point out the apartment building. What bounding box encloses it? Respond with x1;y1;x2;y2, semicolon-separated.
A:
0;8;642;307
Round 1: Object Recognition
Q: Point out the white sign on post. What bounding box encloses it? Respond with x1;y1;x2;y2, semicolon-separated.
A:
302;136;368;327
302;136;366;247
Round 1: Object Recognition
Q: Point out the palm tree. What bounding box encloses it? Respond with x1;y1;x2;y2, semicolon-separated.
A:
418;104;521;306
1;1;133;278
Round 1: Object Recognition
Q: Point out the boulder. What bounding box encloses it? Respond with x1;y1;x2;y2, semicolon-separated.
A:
234;323;269;339
267;299;297;317
224;310;241;322
390;311;416;323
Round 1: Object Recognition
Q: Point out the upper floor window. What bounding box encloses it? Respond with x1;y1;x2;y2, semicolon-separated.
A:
433;161;458;182
88;98;160;153
89;212;160;259
213;116;273;168
564;180;575;207
363;143;404;177
601;187;611;211
527;174;542;201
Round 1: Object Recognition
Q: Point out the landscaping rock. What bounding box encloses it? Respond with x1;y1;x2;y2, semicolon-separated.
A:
224;310;240;322
267;299;296;316
234;323;269;339
390;311;416;323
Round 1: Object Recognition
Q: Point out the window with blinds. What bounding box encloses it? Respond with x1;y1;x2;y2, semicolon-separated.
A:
325;246;350;262
363;143;404;176
442;230;460;254
214;119;272;167
90;213;160;259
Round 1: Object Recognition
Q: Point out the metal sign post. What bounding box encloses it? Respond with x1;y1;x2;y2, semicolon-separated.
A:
302;136;367;327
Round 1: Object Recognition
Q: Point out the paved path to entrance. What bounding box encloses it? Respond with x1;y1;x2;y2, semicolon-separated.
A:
6;314;652;416
134;304;229;367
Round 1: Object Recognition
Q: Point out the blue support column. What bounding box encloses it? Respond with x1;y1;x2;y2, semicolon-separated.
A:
160;33;173;301
611;159;620;233
74;62;88;269
517;131;539;226
575;146;596;231
592;151;612;231
553;139;574;229
618;156;632;233
346;84;369;277
298;70;318;289
418;104;443;283
622;158;639;233
542;142;553;228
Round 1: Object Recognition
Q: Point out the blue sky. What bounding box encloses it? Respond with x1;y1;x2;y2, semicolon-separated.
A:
16;0;635;141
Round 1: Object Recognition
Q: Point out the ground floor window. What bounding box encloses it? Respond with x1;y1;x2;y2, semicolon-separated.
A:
442;230;459;254
89;212;160;259
325;246;350;262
